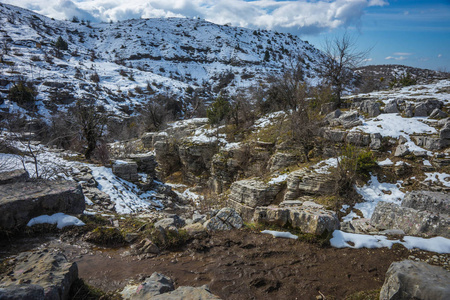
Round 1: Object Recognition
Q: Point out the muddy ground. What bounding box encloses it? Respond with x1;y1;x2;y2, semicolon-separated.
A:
2;228;430;299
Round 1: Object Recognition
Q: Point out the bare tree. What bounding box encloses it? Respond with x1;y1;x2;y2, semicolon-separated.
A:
265;55;306;112
319;32;370;107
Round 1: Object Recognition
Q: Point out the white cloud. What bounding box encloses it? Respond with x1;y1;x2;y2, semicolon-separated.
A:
363;58;373;62
385;56;408;61
438;54;442;58
2;0;388;34
393;52;413;56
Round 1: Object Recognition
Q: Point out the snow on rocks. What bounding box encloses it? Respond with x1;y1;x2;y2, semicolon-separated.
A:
91;166;163;214
261;230;298;240
27;213;85;229
331;230;450;253
343;175;405;221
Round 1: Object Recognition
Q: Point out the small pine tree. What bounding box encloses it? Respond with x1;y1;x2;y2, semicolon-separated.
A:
264;49;270;62
55;36;68;51
207;95;231;125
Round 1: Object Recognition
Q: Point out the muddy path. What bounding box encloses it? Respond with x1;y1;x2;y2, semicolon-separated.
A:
55;229;415;300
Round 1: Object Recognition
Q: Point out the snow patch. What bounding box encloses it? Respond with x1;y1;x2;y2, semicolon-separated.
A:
27;213;85;229
331;230;450;254
261;230;298;240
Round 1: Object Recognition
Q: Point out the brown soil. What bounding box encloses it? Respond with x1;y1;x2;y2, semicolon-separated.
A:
58;229;413;300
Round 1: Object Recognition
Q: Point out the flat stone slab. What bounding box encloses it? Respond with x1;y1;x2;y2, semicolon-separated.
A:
370;202;449;238
0;180;85;230
380;260;450;300
0;169;29;185
0;250;78;300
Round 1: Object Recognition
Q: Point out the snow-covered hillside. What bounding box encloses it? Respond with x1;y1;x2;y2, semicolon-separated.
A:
0;3;323;117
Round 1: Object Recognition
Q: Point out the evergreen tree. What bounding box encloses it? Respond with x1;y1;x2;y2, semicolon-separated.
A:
55;36;68;51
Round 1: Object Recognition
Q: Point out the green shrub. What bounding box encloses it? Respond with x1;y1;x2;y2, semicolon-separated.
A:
356;150;377;175
55;36;68;51
8;81;36;106
207;95;231;125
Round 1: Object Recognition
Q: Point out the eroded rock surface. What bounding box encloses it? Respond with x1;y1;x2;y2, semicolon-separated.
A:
370;202;449;238
380;260;450;300
0;180;85;230
253;202;339;235
0;250;78;300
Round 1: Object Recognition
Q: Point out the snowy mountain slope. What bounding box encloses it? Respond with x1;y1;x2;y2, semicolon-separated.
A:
0;3;323;118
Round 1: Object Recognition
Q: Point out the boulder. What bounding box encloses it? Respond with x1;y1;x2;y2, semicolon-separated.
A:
414;100;443;117
121;272;174;299
0;250;78;300
324;108;342;120
412;136;445;151
322;129;347;142
402;191;450;215
384;100;400;114
0;169;29;185
112;160;139;182
370;133;383;150
370;202;449;238
360;100;381;117
404;103;414;118
345;132;370;146
336;111;363;128
204;207;243;231
430;108;448;119
380;260;450;300
394;144;410;157
0;285;45;300
268;152;300;172
152;286;221;300
228;178;285;209
440;123;450;140
0;181;85;230
253;202;339;235
284;168;335;201
183;223;207;238
154;215;186;230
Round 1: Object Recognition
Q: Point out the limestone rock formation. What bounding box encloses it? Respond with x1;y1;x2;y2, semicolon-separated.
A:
380;260;450;300
0;250;78;300
204;207;243;231
370;202;449;238
0;180;85;230
253;202;339;235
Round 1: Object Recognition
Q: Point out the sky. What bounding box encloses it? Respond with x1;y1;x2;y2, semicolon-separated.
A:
3;0;450;71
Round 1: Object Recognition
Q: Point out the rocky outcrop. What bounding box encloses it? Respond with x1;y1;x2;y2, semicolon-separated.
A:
402;191;449;215
121;272;220;300
253;202;339;235
129;153;157;179
268;152;300;172
112;160;139;182
0;180;85;230
0;250;78;300
227;178;285;220
384;100;400;114
204;207;243;231
414;99;443;117
380;260;450;300
412;135;445;151
0;169;29;185
328;111;363;128
359;100;381;117
284;168;335;201
370;202;449;238
178;140;218;185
